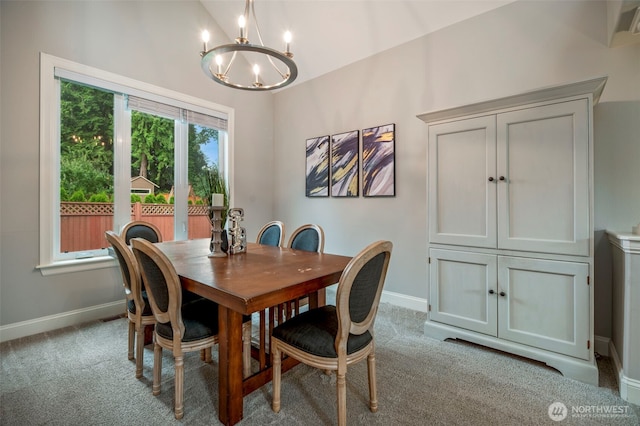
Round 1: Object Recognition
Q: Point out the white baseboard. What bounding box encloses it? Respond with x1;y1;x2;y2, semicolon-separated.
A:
594;335;610;357
609;340;640;405
321;286;429;313
0;290;428;344
380;290;429;312
0;301;125;343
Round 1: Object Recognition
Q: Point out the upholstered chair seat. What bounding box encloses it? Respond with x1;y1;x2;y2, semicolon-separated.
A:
271;240;393;426
271;305;372;358
154;299;219;342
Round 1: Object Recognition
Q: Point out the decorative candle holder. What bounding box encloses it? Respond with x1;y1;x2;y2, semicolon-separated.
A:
208;206;227;258
227;208;247;254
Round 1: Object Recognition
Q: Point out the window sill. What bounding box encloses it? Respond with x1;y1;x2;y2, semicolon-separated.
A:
36;256;117;276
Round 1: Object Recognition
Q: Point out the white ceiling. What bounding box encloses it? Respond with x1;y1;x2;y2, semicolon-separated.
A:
200;0;517;89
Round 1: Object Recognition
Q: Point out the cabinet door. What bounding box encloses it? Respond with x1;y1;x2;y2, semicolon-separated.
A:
429;249;497;336
496;100;589;256
497;256;590;360
428;116;497;248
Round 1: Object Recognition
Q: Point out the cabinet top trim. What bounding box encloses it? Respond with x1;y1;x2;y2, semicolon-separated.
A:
416;76;607;124
607;230;640;253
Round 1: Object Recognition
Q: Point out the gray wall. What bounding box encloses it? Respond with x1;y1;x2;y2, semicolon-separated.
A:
272;0;640;338
0;1;277;325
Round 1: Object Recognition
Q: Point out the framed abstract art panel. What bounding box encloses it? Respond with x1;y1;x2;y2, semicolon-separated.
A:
362;123;395;197
330;130;359;197
305;135;330;197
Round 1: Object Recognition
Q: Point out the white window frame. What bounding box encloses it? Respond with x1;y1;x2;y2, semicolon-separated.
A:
38;53;235;275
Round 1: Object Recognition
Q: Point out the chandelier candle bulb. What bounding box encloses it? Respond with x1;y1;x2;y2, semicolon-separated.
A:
253;64;260;84
215;55;223;75
238;15;246;42
201;30;210;52
284;31;292;55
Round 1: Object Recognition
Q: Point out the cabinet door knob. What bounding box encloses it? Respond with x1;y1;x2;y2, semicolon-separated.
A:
499;176;505;181
488;289;495;294
488;177;495;182
499;291;506;297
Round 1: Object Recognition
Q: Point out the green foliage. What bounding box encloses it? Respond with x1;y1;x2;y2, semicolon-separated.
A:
194;199;202;205
130;194;142;203
60;81;114;197
144;194;156;204
59;80;222;200
169;196;175;204
88;192;110;202
60;187;69;202
60;156;112;197
155;194;168;204
69;190;86;202
60;81;114;162
201;164;229;225
189;124;218;198
131;111;174;192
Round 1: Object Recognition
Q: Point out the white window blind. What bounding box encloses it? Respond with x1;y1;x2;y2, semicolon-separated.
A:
187;110;228;131
54;67;228;131
127;96;228;131
127;95;182;121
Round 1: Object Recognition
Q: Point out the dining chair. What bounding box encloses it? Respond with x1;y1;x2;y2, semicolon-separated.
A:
256;220;285;247
131;237;253;419
121;220;163;245
287;223;324;253
105;230;156;379
280;223;325;317
271;240;393;426
131;237;220;419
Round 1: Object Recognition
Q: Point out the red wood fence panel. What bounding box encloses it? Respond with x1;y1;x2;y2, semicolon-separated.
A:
60;202;211;253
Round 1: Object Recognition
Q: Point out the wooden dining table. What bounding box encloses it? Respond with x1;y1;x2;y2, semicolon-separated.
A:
152;238;352;426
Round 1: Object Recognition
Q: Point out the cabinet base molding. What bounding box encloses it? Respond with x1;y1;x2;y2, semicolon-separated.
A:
424;320;598;386
609;340;640;405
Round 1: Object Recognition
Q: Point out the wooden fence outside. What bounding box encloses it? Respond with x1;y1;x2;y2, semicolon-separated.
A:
60;202;211;253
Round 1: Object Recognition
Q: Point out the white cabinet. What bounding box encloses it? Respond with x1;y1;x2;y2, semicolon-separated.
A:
430;249;590;360
418;77;607;386
607;231;640;404
428;100;589;256
428;116;497;248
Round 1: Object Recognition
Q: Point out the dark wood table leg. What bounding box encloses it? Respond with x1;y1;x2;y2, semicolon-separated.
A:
308;288;326;309
144;324;154;345
218;306;244;425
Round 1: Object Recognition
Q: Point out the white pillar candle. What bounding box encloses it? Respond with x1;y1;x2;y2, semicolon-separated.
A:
212;193;224;207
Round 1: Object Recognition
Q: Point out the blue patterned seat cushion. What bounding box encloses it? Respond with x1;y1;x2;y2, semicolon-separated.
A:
272;305;372;358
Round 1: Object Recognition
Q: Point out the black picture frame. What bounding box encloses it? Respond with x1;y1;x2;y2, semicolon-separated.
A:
330;130;359;197
362;123;395;197
305;135;330;197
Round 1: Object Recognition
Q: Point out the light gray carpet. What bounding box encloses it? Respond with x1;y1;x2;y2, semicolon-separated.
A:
1;303;638;425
